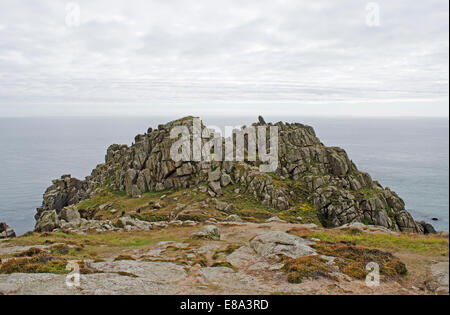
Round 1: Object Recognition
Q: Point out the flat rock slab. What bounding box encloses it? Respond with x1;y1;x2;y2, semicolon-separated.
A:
0;272;183;295
199;267;272;293
92;261;187;283
226;246;262;268
431;262;449;287
0;273;74;295
249;231;316;261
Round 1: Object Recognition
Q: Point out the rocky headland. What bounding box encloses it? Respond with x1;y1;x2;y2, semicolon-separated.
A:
34;116;434;234
0;116;447;295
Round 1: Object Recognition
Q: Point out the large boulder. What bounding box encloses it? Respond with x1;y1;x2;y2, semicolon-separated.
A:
0;222;16;239
249;231;316;261
59;206;81;224
35;210;60;232
416;221;437;234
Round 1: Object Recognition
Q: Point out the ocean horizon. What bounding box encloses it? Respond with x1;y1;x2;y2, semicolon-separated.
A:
0;116;448;235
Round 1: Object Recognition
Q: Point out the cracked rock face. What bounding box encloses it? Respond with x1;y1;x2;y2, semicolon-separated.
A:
35;117;426;233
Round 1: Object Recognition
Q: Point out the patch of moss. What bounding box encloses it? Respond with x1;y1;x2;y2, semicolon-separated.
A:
282;255;334;283
279;202;321;225
313;241;407;280
50;244;71;255
297;229;449;256
355;188;382;201
132;212;170;223
0;253;68;275
14;247;43;258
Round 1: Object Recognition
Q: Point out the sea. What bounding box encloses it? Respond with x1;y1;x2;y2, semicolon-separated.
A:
0;116;448;235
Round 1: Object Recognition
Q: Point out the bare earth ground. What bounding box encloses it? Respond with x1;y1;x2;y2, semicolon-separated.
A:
0;222;448;295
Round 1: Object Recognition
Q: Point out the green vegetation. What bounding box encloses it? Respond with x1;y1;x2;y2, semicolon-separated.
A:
3;228;194;262
289;228;449;256
313;241;407;279
114;254;136;261
282;255;333;283
279;202;321;225
76;187;170;220
0;249;68;275
355;188;382;201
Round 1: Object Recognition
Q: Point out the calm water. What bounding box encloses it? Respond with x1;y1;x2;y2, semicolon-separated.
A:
0;116;448;235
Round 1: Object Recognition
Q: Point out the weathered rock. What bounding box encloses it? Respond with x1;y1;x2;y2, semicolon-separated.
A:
208;169;222;182
59;206;81;223
209;181;222;196
191;225;221;240
249;231;316;261
426;262;450;294
0;222;16;239
416;221;437;234
225;214;243;222
221;174;232;187
215;201;228;211
35;210;60;232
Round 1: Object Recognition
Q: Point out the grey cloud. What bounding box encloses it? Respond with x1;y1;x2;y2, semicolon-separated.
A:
0;0;448;116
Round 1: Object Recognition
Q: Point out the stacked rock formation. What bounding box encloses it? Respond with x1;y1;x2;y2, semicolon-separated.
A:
35;117;428;234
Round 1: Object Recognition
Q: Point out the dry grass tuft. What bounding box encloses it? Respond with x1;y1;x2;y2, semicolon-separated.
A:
282;255;334;283
313;241;407;280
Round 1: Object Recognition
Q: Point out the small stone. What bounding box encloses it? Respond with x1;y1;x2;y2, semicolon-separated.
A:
226;215;242;222
191;225;220;241
215;201;228;211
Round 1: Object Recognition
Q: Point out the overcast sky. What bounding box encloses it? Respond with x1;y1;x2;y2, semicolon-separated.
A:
0;0;448;117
